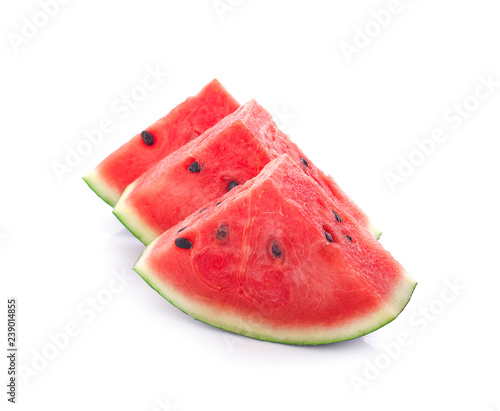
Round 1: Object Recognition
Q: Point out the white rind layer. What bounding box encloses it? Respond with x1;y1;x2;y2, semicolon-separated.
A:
113;180;161;245
134;240;417;345
83;168;121;207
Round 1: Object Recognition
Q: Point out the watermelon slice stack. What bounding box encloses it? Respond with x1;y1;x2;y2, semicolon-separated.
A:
113;99;379;245
84;79;416;345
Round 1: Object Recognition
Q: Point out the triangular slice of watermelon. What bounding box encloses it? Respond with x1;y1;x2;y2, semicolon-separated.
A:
134;154;416;345
114;100;379;245
83;79;239;206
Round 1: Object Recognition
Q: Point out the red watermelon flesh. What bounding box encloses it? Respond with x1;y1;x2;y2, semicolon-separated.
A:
83;79;240;206
134;154;416;345
114;99;378;245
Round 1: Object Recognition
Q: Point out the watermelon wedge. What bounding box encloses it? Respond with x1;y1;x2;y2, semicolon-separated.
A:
83;79;239;206
134;154;416;345
114;100;379;245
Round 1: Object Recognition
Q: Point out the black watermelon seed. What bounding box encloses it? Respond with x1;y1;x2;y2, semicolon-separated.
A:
199;208;207;214
216;202;222;206
228;181;238;191
300;157;309;168
325;231;334;242
141;130;154;146
345;235;353;242
271;242;282;259
188;161;201;173
333;210;342;223
216;225;228;240
175;237;192;249
177;227;186;233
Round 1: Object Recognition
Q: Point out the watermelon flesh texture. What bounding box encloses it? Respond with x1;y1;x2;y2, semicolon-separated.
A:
83;79;240;206
114;99;378;245
134;154;416;345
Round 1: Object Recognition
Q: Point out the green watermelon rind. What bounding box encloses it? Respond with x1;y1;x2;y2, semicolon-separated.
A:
133;242;417;345
112;180;159;245
366;220;383;240
83;169;121;207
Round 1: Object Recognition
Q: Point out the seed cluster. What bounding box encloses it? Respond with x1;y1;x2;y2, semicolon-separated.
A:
185;161;242;195
326;210;353;243
173;169;353;252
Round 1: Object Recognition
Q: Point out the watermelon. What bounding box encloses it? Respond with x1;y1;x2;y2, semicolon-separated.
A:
83;79;240;206
134;154;416;345
114;100;379;245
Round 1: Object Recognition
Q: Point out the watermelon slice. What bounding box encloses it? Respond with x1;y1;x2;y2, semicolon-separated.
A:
114;100;379;245
134;154;416;345
83;79;240;206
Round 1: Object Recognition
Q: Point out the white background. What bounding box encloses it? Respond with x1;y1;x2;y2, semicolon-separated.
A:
2;0;500;410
